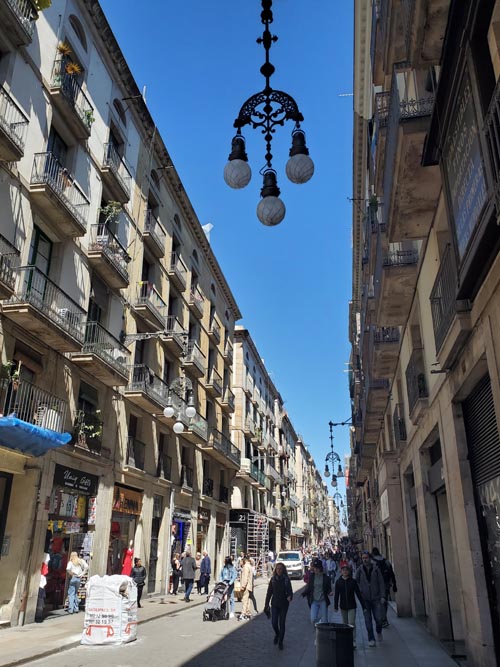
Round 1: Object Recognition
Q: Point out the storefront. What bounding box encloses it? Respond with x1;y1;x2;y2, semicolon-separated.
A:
196;507;210;553
171;507;192;558
108;484;143;575
44;465;98;613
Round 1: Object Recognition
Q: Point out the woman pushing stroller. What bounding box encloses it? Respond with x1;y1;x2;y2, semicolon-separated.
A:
219;555;238;619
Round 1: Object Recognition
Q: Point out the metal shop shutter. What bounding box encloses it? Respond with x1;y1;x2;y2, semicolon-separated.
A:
462;375;500;486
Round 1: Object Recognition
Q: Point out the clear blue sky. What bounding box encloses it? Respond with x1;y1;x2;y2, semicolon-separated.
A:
100;0;354;504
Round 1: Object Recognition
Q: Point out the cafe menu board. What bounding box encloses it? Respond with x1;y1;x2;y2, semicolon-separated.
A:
443;68;488;260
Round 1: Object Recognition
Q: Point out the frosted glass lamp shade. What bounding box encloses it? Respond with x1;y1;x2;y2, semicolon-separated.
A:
163;405;175;419
256;196;286;226
331;479;337;488
173;420;184;434
285;153;314;184
186;405;196;419
224;159;251;189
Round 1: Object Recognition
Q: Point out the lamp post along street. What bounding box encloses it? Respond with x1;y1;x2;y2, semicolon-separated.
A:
224;0;314;225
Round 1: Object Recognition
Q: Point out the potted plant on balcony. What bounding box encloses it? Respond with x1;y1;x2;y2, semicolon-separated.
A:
74;409;102;452
1;360;20;389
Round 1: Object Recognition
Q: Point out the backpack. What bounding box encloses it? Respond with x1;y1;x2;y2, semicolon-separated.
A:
377;558;392;583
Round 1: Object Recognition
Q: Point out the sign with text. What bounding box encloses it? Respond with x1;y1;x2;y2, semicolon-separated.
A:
443;68;487;259
112;485;142;515
54;464;98;495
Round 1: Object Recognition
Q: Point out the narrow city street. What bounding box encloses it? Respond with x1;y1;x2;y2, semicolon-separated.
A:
0;582;460;667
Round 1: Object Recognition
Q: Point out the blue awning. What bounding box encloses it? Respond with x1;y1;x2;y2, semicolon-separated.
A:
0;415;71;457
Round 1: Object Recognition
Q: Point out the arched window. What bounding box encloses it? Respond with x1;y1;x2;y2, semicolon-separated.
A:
69;15;87;52
113;99;127;127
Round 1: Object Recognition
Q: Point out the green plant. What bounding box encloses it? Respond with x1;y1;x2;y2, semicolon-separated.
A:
75;410;103;440
100;201;122;225
84;110;95;126
34;0;52;10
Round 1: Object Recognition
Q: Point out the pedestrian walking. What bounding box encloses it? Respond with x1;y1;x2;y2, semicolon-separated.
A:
302;558;332;626
65;552;88;614
171;552;181;595
238;554;254;621
130;557;147;608
333;564;365;649
200;550;211;595
194;552;202;594
181;549;197;602
248;557;258;612
264;562;293;651
371;547;397;627
220;555;238;619
355;551;385;646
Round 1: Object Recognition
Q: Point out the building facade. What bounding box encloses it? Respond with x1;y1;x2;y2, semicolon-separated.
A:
0;0;242;626
350;1;500;665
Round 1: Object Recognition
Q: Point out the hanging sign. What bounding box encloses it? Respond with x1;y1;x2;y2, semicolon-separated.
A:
173;508;192;522
198;507;210;522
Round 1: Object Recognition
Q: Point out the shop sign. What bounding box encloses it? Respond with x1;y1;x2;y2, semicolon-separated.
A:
216;511;226;527
229;509;247;525
173;508;191;522
380;489;389;522
112;485;142;515
443;68;488;259
54;464;98;495
198;507;210;522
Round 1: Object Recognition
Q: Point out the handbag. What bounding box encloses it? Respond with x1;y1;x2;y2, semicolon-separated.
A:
234;579;241;592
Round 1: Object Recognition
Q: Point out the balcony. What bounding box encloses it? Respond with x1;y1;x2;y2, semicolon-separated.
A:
133;282;167;330
30;153;89;238
265;463;283;485
70;321;129;386
219;485;229;504
0;0;37;46
124;364;169;413
143;211;166;259
403;0;451;69
188;285;205;319
179;411;208;445
405;348;428;422
393;403;407;446
208;316;221;345
223;338;233;365
0;86;28;161
157;452;172;481
221;387;235;413
167;252;187;292
430;244;471;368
383;63;440;242
88;224;130;290
50;60;94;139
270;506;282;521
364;377;391;440
101;143;131;203
0;234;20;299
73;410;107;457
251;463;268;490
2;378;67;432
205;366;222;397
373;92;390;193
202;429;241;469
371;326;401;377
127;436;146;471
2;266;85;351
375;239;420;326
243;415;256;437
202;477;214;498
162;316;187;355
180;464;194;492
244;375;254;397
268;433;279;455
237;457;254;483
182;340;206;377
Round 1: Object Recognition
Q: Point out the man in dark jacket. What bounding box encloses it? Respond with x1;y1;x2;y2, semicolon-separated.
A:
334;565;365;648
200;551;211;595
301;558;332;625
181;549;197;602
355;551;385;646
130;558;147;608
371;547;397;627
264;562;293;650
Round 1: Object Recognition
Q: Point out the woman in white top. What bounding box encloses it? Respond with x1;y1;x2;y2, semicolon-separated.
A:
66;552;88;613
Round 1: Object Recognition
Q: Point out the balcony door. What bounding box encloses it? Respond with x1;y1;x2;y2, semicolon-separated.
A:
25;227;52;303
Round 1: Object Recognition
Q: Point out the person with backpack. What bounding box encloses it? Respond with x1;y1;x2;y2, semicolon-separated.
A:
371;547;397;627
334;564;365;649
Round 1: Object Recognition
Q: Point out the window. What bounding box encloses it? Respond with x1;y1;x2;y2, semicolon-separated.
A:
48;127;68;166
174;214;182;230
69;15;87;52
113;99;126;127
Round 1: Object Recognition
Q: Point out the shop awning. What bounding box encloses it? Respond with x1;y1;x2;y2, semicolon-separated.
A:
0;415;71;457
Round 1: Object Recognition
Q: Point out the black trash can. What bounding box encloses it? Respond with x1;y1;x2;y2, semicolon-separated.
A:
315;622;354;667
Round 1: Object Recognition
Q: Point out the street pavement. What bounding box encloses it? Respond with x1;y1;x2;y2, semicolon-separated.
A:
0;580;460;667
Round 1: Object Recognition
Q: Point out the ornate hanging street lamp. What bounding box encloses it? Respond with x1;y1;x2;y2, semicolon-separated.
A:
224;0;314;226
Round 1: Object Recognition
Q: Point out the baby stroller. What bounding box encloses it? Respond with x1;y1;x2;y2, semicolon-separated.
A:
202;581;229;622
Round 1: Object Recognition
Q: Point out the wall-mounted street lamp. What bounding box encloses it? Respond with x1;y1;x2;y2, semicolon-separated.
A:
163;376;196;434
224;0;314;226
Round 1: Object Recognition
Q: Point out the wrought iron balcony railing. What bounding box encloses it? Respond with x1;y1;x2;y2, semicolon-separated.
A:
373;326;400;344
169;252;188;287
5;0;37;39
383;245;419;267
0;85;29;152
223;338;233;363
165;315;187;346
135;281;167;323
430;244;459;353
184;339;206;373
82;321;129;375
144;210;166;250
31;152;90;228
0;234;20;292
51;60;94;132
207;366;223;393
2;378;67;432
208;429;241;466
393;403;407;445
103;142;131;197
189;285;205;316
89;223;130;281
202;477;214;497
405;348;428;414
7;266;85;341
127;364;169;405
127;436;146;470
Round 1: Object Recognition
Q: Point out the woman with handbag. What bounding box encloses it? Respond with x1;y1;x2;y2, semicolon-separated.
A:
66;552;88;614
